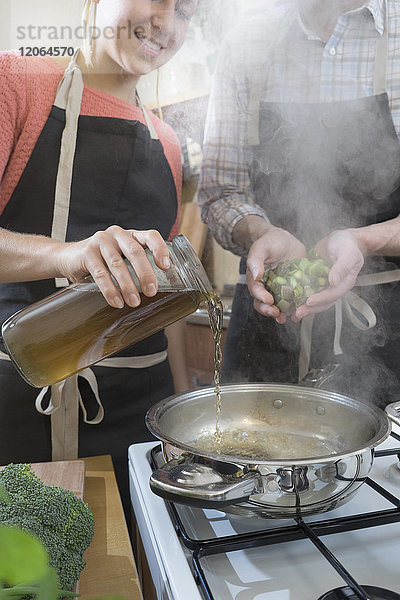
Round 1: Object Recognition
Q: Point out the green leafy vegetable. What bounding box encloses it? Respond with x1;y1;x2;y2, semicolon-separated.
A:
0;526;48;587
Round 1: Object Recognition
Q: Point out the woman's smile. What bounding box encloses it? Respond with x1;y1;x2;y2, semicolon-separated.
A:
134;29;166;58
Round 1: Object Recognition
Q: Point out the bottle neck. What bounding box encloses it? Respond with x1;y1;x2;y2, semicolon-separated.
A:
170;235;212;298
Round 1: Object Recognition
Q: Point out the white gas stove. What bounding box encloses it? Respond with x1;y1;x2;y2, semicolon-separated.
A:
129;424;400;600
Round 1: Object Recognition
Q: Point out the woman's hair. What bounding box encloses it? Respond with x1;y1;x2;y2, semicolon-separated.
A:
81;0;98;65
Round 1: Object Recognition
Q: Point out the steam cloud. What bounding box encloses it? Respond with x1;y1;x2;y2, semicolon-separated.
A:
169;0;400;407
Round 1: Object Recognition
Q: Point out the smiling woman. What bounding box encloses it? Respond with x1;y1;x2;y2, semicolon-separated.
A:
86;0;196;70
0;0;199;520
78;0;198;100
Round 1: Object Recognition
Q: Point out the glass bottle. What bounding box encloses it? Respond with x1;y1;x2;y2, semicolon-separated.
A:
2;235;212;388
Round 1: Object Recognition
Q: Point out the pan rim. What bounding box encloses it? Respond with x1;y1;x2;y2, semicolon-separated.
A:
145;383;391;466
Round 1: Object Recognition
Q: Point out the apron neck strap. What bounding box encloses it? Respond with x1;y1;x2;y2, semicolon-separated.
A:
373;0;389;96
52;48;84;287
53;47;82;110
136;91;159;140
247;15;286;146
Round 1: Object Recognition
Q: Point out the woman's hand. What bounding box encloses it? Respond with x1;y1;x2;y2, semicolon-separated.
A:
294;230;364;320
54;226;171;308
246;225;307;323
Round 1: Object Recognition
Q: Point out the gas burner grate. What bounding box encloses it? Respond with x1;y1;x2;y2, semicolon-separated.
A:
150;441;400;553
150;435;400;600
318;585;400;600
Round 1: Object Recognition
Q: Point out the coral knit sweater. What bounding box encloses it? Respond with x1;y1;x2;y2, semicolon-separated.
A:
0;51;182;237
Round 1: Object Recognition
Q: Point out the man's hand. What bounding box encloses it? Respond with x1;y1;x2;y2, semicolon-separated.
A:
294;230;364;320
245;225;306;323
54;226;171;309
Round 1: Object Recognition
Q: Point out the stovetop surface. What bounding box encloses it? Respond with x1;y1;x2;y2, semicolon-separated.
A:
129;426;400;600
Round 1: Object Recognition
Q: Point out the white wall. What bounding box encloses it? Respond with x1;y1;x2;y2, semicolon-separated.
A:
0;0;82;51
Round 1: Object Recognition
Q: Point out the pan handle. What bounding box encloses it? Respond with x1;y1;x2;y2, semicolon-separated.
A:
385;402;400;427
298;363;341;389
150;459;261;508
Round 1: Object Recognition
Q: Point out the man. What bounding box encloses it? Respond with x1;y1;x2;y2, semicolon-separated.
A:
198;0;400;405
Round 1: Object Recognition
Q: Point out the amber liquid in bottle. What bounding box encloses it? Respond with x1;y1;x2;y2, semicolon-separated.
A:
4;285;206;388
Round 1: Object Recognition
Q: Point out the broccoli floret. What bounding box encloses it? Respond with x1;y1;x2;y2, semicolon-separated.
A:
55;548;86;591
0;515;64;564
34;484;94;551
0;463;94;592
0;463;43;498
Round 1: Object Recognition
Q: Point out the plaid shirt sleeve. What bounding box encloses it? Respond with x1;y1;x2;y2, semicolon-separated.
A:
198;29;270;257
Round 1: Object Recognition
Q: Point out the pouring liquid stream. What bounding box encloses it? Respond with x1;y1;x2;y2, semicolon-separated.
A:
207;294;224;447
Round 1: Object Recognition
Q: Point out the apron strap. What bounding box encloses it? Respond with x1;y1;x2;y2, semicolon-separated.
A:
136;91;159;140
298;268;400;381
99;350;167;368
333;298;344;355
35;375;81;461
373;0;389;96
0;349;167;460
52;49;84;288
248;78;265;146
33;350;168;461
247;17;285;146
298;314;315;381
238;268;400;382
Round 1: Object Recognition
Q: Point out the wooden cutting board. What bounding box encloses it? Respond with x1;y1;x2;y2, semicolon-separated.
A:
0;460;85;498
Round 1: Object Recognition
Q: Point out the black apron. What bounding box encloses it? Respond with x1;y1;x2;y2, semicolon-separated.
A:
0;53;178;517
223;11;400;408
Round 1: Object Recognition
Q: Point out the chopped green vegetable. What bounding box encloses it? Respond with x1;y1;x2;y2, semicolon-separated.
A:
0;464;94;592
261;255;330;314
273;276;288;286
276;299;291;313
